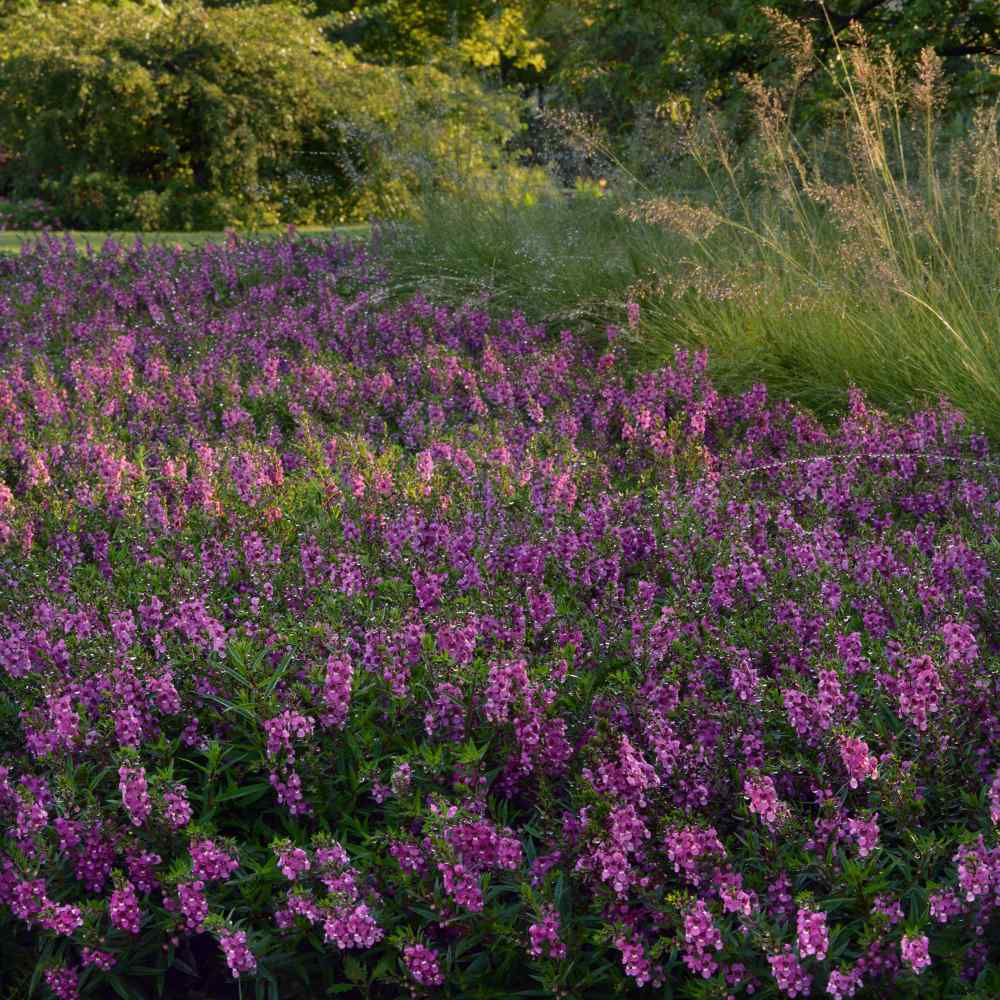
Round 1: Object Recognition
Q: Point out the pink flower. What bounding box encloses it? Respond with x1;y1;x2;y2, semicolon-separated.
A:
664;825;725;886
896;655;944;731
177;880;208;931
614;933;662;988
796;905;829;961
118;765;151;827
846;813;879;858
404;943;444;987
900;933;931;974
744;775;789;830
826;966;862;999
191;839;239;881
44;967;78;1000
626;301;641;330
162;785;192;830
322;902;383;949
81;948;116;971
528;905;567;960
275;845;311;881
109;880;142;935
929;890;961;923
682;899;724;978
839;736;878;788
768;945;812;997
219;929;257;978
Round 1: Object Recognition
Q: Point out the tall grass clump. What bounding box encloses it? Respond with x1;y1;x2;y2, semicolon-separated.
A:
377;105;700;328
376;173;669;328
630;18;1000;439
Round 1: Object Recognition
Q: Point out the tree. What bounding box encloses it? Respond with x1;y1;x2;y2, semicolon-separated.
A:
0;0;532;228
548;0;999;133
320;0;548;82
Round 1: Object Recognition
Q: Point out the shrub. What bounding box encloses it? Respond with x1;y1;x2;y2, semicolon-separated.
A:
0;195;59;231
0;233;997;997
0;1;532;229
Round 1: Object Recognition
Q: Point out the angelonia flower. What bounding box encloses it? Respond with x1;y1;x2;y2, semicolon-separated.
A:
219;929;258;978
796;905;829;961
682;899;724;978
768;945;812;998
321;655;353;729
390;762;412;796
929;890;962;923
322;901;383;949
615;933;662;989
109;879;142;935
846;814;880;858
900;933;932;974
527;905;567;960
190;839;239;882
80;949;116;972
626;301;641;330
871;894;902;926
826;966;863;999
162;786;192;831
126;851;161;894
664;825;725;885
438;862;483;912
176;880;209;931
403;943;444;987
275;845;311;881
744;775;788;830
44;966;78;1000
118;765;151;828
896;656;944;732
989;769;1000;826
953;837;999;903
839;736;878;788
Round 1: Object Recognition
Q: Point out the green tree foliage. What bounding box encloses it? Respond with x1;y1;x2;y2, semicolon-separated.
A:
321;0;547;81
548;0;999;133
0;0;531;228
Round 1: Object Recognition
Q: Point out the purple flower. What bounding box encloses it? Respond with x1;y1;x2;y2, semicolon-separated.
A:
528;905;566;960
403;942;444;987
219;929;257;978
900;933;931;974
118;765;151;827
109;879;142;935
769;945;812;997
796;905;829;961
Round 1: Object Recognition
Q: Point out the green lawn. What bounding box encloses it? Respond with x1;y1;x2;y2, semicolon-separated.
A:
0;224;369;253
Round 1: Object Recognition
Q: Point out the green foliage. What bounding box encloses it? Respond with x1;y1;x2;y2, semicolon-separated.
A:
0;0;532;229
547;0;999;134
321;0;548;80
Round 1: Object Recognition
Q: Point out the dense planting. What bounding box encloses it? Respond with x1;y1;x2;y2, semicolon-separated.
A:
0;233;998;999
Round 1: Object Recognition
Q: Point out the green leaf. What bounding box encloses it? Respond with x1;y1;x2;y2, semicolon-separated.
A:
215;781;271;804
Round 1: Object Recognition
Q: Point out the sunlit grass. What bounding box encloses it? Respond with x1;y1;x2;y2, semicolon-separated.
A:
0;224;370;253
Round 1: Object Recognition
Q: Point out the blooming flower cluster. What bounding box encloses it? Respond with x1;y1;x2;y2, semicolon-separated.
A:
218;929;257;978
527;905;567;960
403;942;445;987
0;233;996;996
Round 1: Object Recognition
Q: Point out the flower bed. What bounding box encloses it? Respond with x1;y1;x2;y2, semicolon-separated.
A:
0;233;997;997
